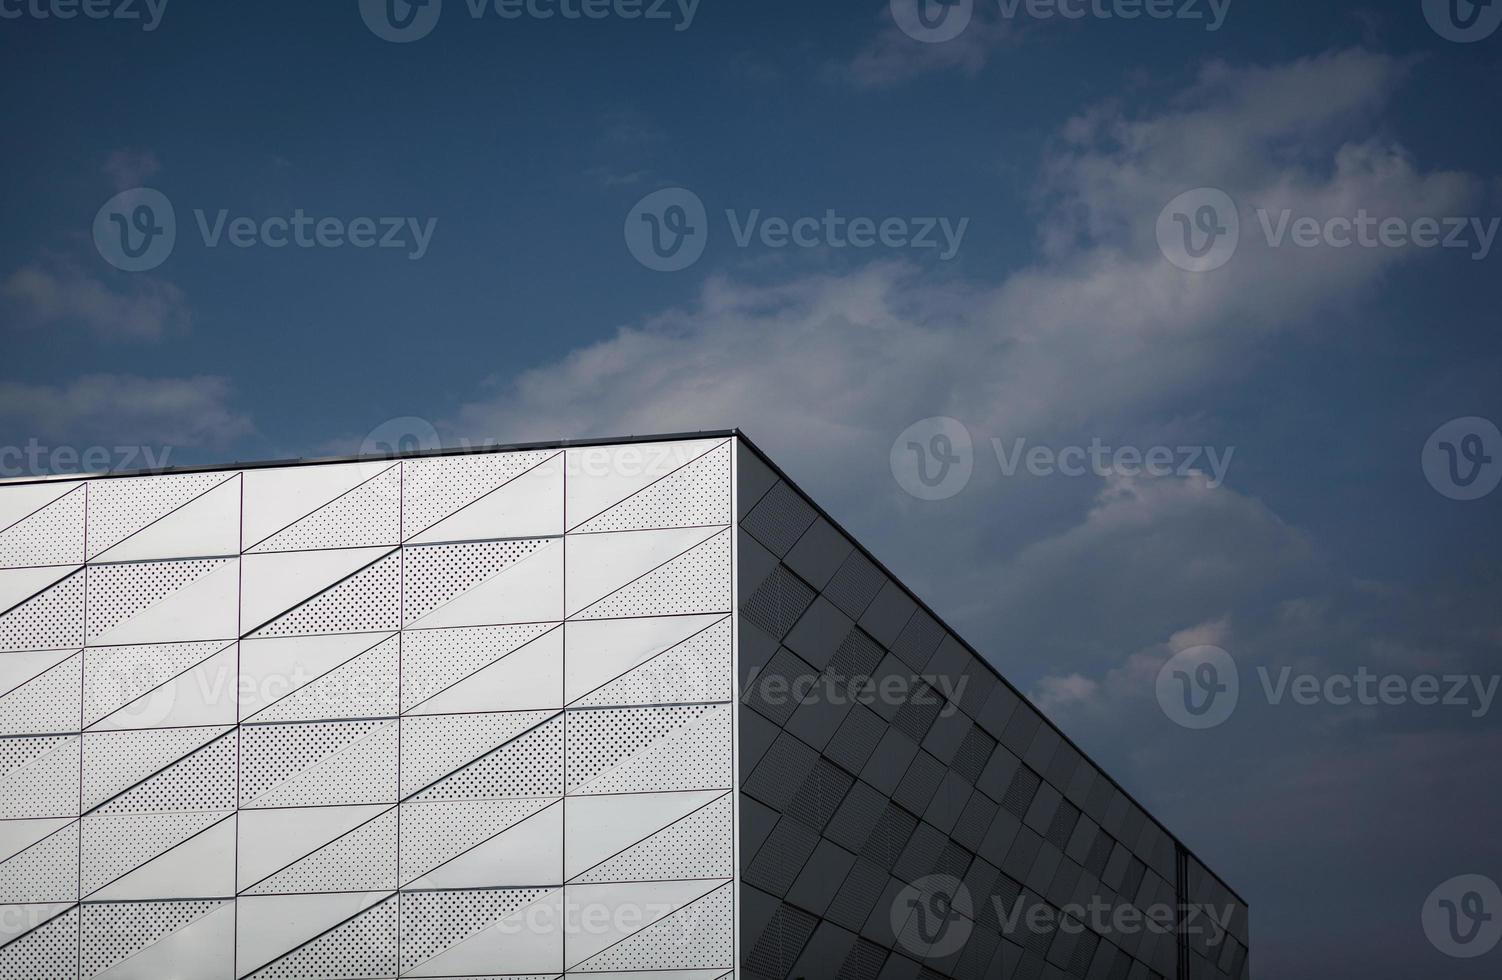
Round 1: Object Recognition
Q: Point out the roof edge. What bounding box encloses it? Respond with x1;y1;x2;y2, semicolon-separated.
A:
0;429;741;486
730;428;1250;912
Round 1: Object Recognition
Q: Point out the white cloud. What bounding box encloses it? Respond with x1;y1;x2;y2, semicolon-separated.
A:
843;10;1015;88
1034;672;1100;710
0;374;253;449
3;259;190;342
457;49;1469;471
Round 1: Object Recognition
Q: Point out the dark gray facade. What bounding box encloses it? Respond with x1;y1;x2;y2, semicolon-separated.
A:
734;441;1249;980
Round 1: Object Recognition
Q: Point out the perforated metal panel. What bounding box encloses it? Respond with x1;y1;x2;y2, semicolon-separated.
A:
735;441;1248;980
0;436;737;979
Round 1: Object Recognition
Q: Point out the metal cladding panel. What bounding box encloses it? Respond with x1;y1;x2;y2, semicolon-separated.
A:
0;437;737;979
733;440;1249;980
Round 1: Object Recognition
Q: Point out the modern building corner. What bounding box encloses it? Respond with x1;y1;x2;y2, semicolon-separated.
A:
0;431;1245;978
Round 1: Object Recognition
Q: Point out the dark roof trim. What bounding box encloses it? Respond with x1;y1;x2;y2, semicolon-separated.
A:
731;429;1250;911
0;430;740;486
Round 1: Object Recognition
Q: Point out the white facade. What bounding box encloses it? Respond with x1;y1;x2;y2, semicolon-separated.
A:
0;437;738;979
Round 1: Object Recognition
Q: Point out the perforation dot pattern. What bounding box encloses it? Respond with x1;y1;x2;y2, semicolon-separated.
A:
576;616;732;708
400;711;554;798
95;734;236;814
566;704;713;785
579;881;733;972
0;486;84;568
0;820;78;903
83;641;227;728
85;559;230;640
87;473;229;560
576;441;731;533
0;571;84;653
254;552;400;638
402;539;547;624
398;799;550;885
398;887;548;972
576;528;731;621
249;634;398;724
401;450;556;540
0;905;77;980
81;811;223;892
249;465;399;554
79;899;225;977
0;440;740;979
415;716;563;802
246;807;396;895
577;793;733;883
254;894;396;978
0;653;80;737
83;726;228;812
238;720;382;803
400;622;554;711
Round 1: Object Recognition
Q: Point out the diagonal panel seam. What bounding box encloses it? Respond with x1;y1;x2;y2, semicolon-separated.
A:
240;546;399;639
568;439;729;532
243;464;398;553
568;526;728;621
404;450;562;542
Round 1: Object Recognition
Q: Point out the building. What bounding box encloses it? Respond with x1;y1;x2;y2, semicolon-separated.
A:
0;431;1247;979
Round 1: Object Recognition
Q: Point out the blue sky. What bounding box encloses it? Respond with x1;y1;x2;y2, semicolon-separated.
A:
3;0;1502;975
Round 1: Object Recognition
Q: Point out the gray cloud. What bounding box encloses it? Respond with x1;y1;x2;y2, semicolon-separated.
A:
3;258;191;342
441;48;1500;976
0;374;253;449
